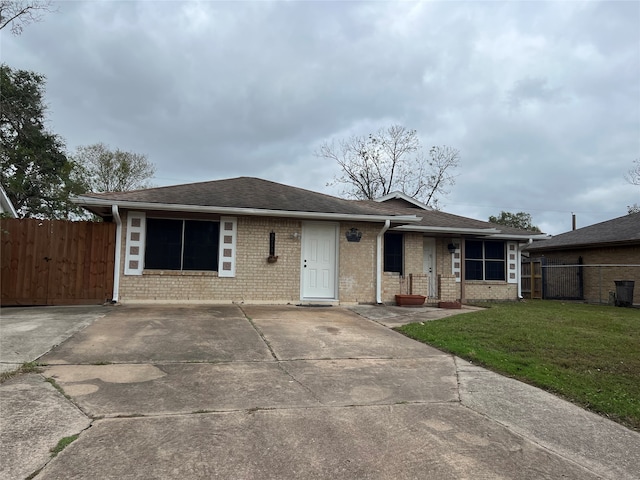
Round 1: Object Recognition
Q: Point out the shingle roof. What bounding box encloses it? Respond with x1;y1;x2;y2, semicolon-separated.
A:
78;177;394;217
75;176;542;237
357;199;540;236
527;212;640;251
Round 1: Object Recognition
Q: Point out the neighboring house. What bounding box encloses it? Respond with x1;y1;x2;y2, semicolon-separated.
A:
73;177;544;305
0;185;18;218
525;213;640;305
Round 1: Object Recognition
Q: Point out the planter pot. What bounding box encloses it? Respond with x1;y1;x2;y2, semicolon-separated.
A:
395;294;426;307
438;301;462;309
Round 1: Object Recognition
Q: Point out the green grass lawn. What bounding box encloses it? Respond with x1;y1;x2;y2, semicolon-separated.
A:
398;300;640;431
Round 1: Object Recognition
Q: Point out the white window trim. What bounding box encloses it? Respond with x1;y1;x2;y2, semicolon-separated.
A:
218;216;237;277
124;211;146;275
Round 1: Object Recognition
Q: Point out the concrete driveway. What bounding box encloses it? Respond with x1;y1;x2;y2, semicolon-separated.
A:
1;304;639;479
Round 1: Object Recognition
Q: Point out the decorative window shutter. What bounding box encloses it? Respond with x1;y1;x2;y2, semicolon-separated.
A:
124;211;146;275
451;239;461;283
507;241;518;284
218;216;237;277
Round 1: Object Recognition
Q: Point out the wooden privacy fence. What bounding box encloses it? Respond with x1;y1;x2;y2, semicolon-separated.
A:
1;218;116;306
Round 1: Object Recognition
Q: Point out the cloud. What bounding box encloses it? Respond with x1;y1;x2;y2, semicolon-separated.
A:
2;0;638;234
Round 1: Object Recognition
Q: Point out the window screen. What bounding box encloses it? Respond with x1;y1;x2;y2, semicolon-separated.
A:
145;218;219;271
145;219;182;270
183;220;219;271
384;233;404;275
464;240;505;281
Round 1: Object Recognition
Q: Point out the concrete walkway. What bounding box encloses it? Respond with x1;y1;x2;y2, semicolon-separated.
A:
1;304;638;479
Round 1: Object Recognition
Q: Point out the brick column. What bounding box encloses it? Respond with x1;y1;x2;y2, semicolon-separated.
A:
438;274;458;302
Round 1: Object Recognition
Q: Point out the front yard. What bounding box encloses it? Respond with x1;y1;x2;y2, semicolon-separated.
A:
399;300;640;430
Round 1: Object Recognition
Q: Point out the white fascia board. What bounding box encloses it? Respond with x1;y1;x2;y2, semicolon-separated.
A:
489;233;551;241
72;197;422;223
390;225;500;235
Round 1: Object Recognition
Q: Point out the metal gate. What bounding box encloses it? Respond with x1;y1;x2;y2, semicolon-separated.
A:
521;257;584;300
542;257;584;300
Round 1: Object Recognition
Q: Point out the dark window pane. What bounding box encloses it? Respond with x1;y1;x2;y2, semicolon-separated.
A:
145;219;182;270
485;261;505;280
485;241;505;260
384;233;403;274
465;259;483;280
183;220;219;271
466;240;483;259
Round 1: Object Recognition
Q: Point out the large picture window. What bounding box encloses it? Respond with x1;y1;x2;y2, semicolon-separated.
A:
384;233;404;275
145;219;219;271
465;240;505;281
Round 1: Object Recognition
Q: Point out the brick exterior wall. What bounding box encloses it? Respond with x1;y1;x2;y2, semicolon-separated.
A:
119;212;303;303
403;233;424;275
438;274;458;302
338;222;378;303
380;272;429;303
115;210;522;304
532;245;640;304
382;272;405;303
464;282;518;302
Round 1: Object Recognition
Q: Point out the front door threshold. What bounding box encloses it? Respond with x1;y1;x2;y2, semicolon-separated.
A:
298;299;339;307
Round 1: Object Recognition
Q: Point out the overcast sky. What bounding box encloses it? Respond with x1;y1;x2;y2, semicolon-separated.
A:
3;0;639;234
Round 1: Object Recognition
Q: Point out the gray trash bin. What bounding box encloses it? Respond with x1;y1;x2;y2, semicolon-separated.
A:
614;280;635;307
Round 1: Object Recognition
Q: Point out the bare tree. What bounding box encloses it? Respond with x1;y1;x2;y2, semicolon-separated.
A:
624;159;639;215
625;158;640;186
318;125;459;209
0;0;55;35
72;143;155;193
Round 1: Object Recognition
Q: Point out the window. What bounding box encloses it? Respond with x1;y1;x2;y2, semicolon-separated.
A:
145;219;219;271
465;240;505;281
384;233;403;275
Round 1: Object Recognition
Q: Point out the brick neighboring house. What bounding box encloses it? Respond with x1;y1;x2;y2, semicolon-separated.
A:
525;212;640;305
74;177;544;305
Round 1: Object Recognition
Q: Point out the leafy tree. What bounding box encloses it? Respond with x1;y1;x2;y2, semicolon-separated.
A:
0;0;54;35
628;204;640;215
72;143;155;193
489;211;541;232
0;64;85;218
317;125;459;209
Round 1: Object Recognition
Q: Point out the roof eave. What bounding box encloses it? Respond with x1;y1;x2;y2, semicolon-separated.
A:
527;239;640;252
489;233;551;241
72;197;422;223
374;192;432;210
390;225;501;236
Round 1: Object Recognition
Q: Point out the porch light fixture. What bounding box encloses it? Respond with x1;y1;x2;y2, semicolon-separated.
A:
345;227;362;242
447;243;458;254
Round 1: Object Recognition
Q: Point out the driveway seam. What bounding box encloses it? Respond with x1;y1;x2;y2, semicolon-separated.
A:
85;400;463;419
238;306;325;405
239;306;279;361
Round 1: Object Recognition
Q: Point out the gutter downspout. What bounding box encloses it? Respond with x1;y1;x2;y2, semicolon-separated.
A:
376;220;391;304
111;204;122;303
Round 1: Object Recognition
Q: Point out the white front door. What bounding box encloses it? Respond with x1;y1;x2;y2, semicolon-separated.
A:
423;237;437;298
301;223;338;299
